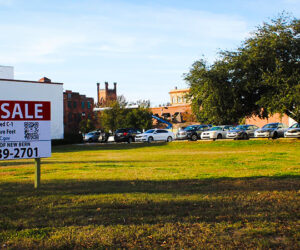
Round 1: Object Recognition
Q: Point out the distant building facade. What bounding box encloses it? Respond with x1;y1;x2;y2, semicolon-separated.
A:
0;65;14;79
97;82;117;106
150;86;297;127
63;90;94;134
245;113;295;127
169;87;190;106
150;87;192;124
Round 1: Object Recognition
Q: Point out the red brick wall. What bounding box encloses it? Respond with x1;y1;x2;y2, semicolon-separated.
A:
64;90;95;134
245;113;289;128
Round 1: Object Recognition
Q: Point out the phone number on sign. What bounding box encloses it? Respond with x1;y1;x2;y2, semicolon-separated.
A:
0;147;38;159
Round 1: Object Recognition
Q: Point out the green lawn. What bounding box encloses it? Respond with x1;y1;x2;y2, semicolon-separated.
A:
0;140;300;249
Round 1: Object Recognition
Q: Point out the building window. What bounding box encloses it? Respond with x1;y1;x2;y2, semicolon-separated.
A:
87;101;91;109
88;114;91;119
68;101;72;109
67;93;72;99
73;101;77;108
68;113;73;122
81;101;85;109
177;96;182;103
172;96;176;104
77;113;81;121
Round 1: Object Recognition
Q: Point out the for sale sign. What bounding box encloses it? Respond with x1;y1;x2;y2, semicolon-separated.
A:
0;100;51;160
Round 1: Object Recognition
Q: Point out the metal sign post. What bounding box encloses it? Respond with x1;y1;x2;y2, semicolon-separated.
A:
34;158;41;189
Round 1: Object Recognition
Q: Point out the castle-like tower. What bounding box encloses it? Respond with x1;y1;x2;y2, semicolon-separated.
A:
97;82;117;106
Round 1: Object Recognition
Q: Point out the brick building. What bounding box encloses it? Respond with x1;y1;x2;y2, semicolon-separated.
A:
245;113;295;127
97;82;117;106
63;90;94;134
150;87;296;127
150;87;192;124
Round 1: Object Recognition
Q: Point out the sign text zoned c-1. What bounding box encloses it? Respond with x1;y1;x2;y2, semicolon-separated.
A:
0;100;51;161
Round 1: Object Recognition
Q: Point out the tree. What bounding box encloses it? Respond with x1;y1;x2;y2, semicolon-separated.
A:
235;14;300;123
79;119;95;134
125;107;153;130
186;14;300;124
101;101;127;132
99;100;153;132
185;59;247;124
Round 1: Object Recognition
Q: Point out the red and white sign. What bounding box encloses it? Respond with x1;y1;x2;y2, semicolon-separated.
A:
0;100;51;160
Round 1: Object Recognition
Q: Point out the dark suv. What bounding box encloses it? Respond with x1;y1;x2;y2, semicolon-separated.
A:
114;128;142;143
177;125;212;141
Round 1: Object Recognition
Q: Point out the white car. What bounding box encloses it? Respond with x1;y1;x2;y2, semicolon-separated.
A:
135;129;175;143
284;123;300;138
201;125;234;140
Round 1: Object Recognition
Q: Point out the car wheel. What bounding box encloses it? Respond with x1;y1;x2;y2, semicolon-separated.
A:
167;136;172;142
217;134;222;140
88;138;93;143
148;137;153;143
128;137;133;144
191;134;198;141
243;133;249;140
272;132;278;139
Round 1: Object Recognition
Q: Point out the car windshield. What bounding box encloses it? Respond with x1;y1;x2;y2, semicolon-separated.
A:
210;126;223;131
234;125;247;130
184;126;197;131
263;124;278;129
87;132;95;135
290;123;299;128
145;129;155;134
115;129;126;133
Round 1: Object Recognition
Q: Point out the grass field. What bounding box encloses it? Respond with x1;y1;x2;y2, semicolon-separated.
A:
0;140;300;249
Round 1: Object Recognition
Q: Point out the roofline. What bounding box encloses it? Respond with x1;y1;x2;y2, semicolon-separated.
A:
0;78;63;85
169;88;190;94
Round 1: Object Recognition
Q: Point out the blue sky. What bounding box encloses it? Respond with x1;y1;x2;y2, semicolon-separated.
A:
0;0;299;106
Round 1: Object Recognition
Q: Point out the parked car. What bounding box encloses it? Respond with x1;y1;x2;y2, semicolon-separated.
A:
254;122;288;139
226;124;260;140
84;131;101;142
177;125;212;141
98;131;110;143
135;129;175;143
201;125;234;140
114;128;142;143
284;123;300;138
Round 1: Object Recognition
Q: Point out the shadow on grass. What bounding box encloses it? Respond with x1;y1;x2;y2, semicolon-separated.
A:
0;176;300;229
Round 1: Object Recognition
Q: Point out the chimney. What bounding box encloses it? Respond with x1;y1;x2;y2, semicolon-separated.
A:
175;86;177;90
39;77;51;83
114;82;117;91
105;81;108;91
97;82;100;104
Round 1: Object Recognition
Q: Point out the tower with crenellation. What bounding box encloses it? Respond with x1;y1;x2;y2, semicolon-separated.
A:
97;82;117;106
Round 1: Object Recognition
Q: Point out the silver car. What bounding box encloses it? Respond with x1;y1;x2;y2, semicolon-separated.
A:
176;125;211;141
254;123;288;139
227;125;259;140
284;123;300;138
201;125;234;140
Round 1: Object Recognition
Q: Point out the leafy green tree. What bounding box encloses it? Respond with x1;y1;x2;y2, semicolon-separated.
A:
234;14;300;123
186;14;300;124
125;107;153;130
100;101;153;132
79;119;95;134
101;101;126;132
185;59;247;124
